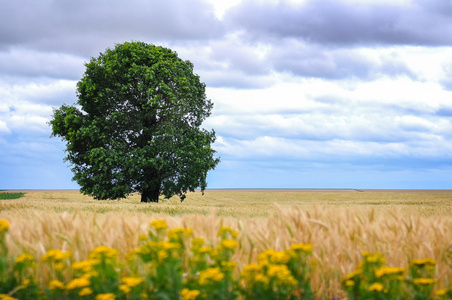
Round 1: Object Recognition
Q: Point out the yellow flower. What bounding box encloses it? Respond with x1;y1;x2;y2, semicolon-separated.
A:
167;228;193;240
198;246;213;254
345;280;355;287
158;250;169;261
413;278;437;285
0;294;18;300
270;251;290;264
267;265;288;278
242;264;263;285
95;293;116;300
72;259;98;272
220;239;238;250
411;258;437;266
365;253;386;264
184;228;194;237
121;276;144;287
119;284;131;294
255;274;270;285
82;271;99;279
180;288;201;300
257;249;276;264
167;227;184;237
41;249;71;262
290;243;313;253
162;241;181;250
21;279;30;286
180;288;189;296
66;277;90;290
368;282;384;292
138;234;148;241
15;253;34;264
344;269;362;281
192;238;205;248
435;289;448;296
375;266;405;278
242;263;261;274
89;246;119;260
126;249;139;261
199;267;224;285
54;262;66;271
267;265;298;286
49;279;65;290
79;287;93;297
218;226;239;238
0;220;10;233
150;219;168;230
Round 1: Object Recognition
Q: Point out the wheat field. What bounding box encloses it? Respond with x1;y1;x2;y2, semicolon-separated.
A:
1;189;451;298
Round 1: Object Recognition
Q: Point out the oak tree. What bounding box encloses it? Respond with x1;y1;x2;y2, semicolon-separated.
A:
50;42;219;202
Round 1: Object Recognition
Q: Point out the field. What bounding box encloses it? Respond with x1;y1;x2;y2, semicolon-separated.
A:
0;189;451;299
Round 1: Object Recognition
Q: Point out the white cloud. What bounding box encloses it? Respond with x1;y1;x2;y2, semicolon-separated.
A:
0;79;77;108
204;0;242;19
6;115;50;135
215;134;452;162
0;79;77;138
0;120;10;134
351;78;451;114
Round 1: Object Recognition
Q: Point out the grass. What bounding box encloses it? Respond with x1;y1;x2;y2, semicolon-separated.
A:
0;189;451;299
0;192;25;200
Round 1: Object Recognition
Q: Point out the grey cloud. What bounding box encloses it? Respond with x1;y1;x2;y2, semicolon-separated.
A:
417;0;452;16
0;49;85;79
0;0;224;56
225;0;452;46
1;0;424;86
270;44;373;79
196;35;417;82
377;52;418;79
201;69;276;89
209;41;271;76
270;42;417;79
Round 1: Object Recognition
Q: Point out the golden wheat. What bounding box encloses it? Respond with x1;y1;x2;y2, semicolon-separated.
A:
0;190;451;298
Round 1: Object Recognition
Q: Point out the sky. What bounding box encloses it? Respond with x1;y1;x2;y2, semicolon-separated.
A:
1;0;452;190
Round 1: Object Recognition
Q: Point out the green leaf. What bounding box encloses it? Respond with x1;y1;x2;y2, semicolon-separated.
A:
49;41;220;203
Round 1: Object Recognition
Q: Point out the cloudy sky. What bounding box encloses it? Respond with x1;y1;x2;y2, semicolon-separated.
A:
1;0;452;190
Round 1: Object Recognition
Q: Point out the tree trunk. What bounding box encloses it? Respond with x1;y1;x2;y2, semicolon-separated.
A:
141;188;160;203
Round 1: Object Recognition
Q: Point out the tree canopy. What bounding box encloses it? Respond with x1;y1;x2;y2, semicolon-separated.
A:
50;41;219;202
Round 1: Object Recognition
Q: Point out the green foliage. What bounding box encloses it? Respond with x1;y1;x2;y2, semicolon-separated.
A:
0;193;25;200
342;252;446;300
0;219;317;300
1;219;451;300
50;41;219;202
0;221;40;300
